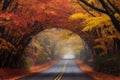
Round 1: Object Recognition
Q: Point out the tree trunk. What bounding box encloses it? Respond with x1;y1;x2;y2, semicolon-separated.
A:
109;14;120;32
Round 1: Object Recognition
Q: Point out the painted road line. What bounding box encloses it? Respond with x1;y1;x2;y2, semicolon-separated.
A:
54;61;67;80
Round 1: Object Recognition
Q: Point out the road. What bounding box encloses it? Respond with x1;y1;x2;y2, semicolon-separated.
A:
18;60;94;80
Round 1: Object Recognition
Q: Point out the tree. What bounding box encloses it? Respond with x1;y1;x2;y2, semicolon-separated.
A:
0;0;18;12
77;0;120;32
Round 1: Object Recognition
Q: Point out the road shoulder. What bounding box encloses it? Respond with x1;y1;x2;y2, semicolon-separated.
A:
0;59;60;80
75;59;120;80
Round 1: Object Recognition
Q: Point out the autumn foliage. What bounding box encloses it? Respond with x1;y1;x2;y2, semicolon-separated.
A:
0;0;120;76
70;0;120;75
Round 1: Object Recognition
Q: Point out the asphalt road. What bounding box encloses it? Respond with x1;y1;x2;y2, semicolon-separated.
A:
18;60;94;80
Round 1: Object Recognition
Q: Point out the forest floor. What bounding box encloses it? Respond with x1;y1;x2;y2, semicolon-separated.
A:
0;59;60;80
75;59;120;80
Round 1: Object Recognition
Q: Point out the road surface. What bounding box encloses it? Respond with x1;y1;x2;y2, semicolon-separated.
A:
18;60;94;80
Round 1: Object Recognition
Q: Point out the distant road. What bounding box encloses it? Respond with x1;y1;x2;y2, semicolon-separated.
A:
18;60;94;80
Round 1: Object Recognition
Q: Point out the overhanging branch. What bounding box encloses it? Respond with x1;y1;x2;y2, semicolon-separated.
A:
78;0;107;14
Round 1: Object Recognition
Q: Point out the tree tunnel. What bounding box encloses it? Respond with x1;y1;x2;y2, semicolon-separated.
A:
0;0;120;76
0;20;93;69
24;28;93;67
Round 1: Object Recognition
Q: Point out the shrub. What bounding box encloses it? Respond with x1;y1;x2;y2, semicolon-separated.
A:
94;54;120;76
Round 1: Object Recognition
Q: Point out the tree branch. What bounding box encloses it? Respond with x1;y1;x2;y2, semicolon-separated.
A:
77;0;96;17
2;0;12;11
107;0;120;14
78;0;107;14
99;0;114;14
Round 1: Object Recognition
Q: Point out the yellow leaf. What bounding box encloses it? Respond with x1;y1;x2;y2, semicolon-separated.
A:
69;13;88;20
5;17;11;21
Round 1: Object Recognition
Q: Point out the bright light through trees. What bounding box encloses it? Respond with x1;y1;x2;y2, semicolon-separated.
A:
63;53;75;59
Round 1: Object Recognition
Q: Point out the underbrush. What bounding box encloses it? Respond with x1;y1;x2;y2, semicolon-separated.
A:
93;54;120;76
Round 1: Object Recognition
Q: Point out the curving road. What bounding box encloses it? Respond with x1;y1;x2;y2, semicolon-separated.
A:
18;60;94;80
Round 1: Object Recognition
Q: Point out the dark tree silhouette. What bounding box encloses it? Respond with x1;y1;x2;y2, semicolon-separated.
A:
0;0;18;12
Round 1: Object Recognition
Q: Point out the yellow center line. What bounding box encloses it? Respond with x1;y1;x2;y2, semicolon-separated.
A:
54;61;67;80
